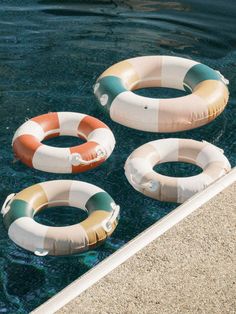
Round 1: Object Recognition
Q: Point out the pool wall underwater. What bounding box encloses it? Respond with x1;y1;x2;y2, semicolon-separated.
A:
0;0;236;313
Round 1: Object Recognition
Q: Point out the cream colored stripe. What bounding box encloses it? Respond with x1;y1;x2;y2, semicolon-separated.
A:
161;56;198;90
177;173;212;203
128;143;159;166
110;91;159;132
69;181;103;211
87;128;115;158
127;56;162;89
203;162;230;180
125;157;153;186
58;112;87;137
149;139;179;163
40;180;72;207
13;120;45;143
139;171;160;200
196;144;229;168
8;217;49;253
32;145;72;173
43;224;89;256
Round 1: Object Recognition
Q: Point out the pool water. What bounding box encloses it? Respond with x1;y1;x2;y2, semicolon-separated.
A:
0;1;235;312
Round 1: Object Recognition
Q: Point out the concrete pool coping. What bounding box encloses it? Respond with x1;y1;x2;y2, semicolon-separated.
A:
32;167;236;314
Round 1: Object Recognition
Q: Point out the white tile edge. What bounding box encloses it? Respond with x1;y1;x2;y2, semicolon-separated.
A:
32;167;236;314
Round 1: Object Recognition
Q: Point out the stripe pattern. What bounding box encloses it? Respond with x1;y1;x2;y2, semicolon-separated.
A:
94;56;229;132
3;180;119;256
124;139;231;203
12;112;115;173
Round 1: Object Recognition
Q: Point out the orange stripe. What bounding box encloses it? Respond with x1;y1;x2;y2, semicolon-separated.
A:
13;135;42;168
78;115;108;139
70;142;105;173
44;132;60;141
31;112;60;133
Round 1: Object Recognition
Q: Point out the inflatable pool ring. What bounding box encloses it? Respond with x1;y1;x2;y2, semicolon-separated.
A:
1;180;120;256
125;139;231;203
12;112;115;173
94;56;229;132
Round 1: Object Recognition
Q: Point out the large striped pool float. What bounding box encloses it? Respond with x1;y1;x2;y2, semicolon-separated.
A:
12;112;115;173
125;139;231;203
1;180;120;256
94;56;229;132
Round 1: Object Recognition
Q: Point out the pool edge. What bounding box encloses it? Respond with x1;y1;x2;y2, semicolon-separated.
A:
31;167;236;314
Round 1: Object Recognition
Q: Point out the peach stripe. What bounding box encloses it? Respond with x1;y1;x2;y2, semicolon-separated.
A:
193;80;229;123
178;139;207;164
129;143;159;166
99;60;139;89
158;94;208;132
140;172;178;202
14;184;48;213
127;56;162;90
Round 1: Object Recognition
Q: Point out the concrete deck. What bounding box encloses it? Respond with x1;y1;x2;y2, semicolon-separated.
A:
58;182;236;314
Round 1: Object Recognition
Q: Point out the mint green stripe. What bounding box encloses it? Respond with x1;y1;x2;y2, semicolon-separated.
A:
183;63;221;91
3;199;34;230
94;76;127;113
85;192;114;214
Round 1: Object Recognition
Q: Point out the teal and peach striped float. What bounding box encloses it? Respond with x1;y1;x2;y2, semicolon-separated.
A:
1;180;120;256
94;56;229;132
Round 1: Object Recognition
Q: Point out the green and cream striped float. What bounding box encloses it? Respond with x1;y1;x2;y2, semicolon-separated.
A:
94;56;229;132
1;180;120;256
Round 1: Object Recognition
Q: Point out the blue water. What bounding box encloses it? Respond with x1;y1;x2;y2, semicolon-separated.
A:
0;1;235;312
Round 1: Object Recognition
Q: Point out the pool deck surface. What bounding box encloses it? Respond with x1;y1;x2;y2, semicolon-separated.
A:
57;182;236;314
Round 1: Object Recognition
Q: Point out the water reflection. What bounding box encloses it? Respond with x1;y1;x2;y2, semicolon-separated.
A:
123;0;189;12
37;0;190;17
35;0;235;59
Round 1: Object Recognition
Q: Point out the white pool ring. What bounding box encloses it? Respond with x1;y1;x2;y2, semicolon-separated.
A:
94;56;229;132
124;139;231;203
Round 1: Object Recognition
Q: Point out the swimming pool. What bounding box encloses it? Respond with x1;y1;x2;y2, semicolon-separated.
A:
0;0;235;312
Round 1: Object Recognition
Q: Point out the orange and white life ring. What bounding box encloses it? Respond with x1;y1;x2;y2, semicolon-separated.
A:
12;112;115;173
